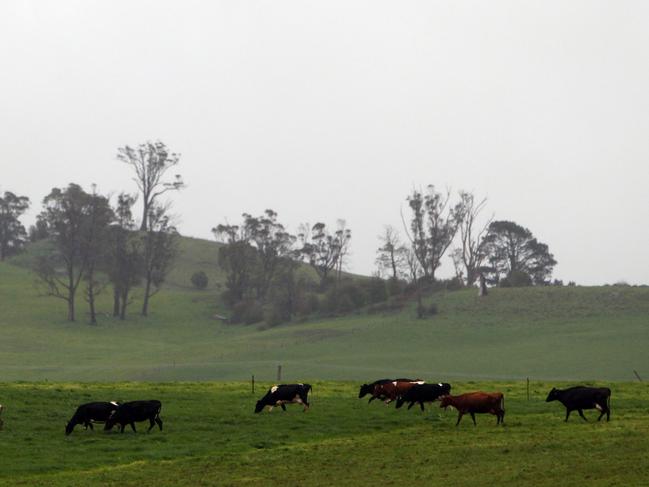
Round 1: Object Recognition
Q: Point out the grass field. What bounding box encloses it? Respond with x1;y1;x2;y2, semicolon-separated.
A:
0;381;648;486
1;250;649;382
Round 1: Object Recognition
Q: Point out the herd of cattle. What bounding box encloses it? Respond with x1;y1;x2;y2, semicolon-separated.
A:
0;381;613;435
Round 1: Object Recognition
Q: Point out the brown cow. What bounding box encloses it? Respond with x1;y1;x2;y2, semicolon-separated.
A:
359;379;423;405
439;392;505;426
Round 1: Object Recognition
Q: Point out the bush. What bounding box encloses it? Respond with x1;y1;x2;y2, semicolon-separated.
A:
230;300;264;325
323;281;368;315
363;278;388;304
190;271;209;289
500;270;532;287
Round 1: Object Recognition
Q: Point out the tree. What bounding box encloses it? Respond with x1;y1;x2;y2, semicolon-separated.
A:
482;220;557;285
404;186;463;281
81;187;114;324
451;191;492;286
375;225;408;281
117;141;184;231
298;221;351;288
106;194;142;320
35;184;104;322
140;204;179;316
242;210;296;299
0;191;30;260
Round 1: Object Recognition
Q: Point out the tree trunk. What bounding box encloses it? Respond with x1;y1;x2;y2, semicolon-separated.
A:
87;278;97;325
141;272;152;317
67;271;76;321
120;289;128;320
113;288;121;317
478;273;488;297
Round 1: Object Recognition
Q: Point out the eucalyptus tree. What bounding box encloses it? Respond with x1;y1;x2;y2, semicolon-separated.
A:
0;191;30;260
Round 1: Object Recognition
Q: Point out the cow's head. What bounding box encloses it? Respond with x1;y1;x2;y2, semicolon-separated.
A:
104;410;118;430
358;384;374;398
254;400;266;413
545;388;560;402
65;421;75;436
439;395;453;410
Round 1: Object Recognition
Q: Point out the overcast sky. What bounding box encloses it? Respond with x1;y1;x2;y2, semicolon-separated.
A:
2;1;648;285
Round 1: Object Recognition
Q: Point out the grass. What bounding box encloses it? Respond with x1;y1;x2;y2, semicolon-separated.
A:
1;253;649;382
0;380;648;486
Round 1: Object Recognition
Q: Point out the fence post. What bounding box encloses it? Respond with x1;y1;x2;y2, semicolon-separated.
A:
277;364;282;382
526;377;530;401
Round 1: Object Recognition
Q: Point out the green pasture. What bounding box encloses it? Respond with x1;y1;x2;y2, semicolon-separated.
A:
1;257;648;382
0;381;647;486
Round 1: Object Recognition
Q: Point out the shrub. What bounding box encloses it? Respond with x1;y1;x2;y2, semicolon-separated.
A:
230;300;264;325
500;270;532;287
190;271;209;289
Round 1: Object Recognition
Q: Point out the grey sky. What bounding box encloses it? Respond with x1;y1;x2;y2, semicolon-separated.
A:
2;1;648;284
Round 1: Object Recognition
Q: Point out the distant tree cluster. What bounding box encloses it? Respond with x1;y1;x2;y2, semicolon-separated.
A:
25;140;182;324
376;186;557;306
212;212;371;327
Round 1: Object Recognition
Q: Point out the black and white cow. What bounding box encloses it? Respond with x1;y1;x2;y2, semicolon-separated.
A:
104;400;163;433
255;384;312;413
395;383;452;411
65;401;120;435
546;386;611;422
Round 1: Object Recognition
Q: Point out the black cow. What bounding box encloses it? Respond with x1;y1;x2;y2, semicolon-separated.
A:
255;384;312;413
546;386;611;422
105;400;163;433
395;382;452;411
65;401;120;435
358;378;419;404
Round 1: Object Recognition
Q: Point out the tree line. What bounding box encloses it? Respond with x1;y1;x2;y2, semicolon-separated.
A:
1;142;558;326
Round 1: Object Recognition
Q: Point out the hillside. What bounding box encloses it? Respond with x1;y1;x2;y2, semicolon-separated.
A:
1;247;648;382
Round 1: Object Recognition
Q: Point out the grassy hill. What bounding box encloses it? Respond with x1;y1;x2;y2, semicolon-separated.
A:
1;238;648;382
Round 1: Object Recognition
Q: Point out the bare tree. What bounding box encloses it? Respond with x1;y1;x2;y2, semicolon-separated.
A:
375;225;407;281
453;191;492;286
117;141;184;231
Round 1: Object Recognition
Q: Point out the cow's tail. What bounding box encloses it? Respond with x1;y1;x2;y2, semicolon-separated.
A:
501;394;505;412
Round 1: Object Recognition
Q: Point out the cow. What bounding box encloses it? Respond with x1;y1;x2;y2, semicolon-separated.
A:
359;378;423;405
545;386;611;422
439;392;505;426
65;401;120;435
255;384;312;413
0;404;4;431
104;400;163;433
395;383;451;411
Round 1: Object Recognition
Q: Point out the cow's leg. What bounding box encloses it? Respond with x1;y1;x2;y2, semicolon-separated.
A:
88;422;94;431
368;396;375;404
455;412;464;426
419;402;425;412
407;402;414;410
148;418;155;432
130;422;137;432
470;412;477;426
577;409;588;421
500;409;505;425
280;404;287;411
155;416;163;431
120;424;125;433
565;409;571;422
